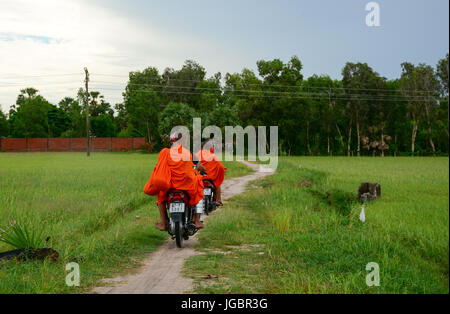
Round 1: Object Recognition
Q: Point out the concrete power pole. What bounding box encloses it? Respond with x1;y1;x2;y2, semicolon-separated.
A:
84;67;90;157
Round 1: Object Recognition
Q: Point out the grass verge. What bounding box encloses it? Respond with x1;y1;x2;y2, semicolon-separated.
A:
0;152;250;293
184;157;449;294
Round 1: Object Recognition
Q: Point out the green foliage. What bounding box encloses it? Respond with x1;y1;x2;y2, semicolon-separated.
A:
123;68;161;143
47;105;70;137
0;109;8;137
206;103;240;129
163;60;206;108
91;115;116;137
59;97;85;137
9;90;51;138
1;54;449;155
436;53;449;95
0;221;45;249
117;127;132;138
158;102;197;136
0;153;250;293
186;157;449;294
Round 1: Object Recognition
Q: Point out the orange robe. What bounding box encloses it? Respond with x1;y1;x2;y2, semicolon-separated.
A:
144;148;171;196
156;145;204;206
195;149;227;188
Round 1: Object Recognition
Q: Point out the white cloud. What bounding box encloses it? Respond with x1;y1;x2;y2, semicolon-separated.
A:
0;0;234;113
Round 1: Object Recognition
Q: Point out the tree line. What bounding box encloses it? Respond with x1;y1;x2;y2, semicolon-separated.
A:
0;54;448;156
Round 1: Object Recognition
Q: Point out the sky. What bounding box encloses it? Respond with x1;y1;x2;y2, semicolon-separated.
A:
0;0;448;112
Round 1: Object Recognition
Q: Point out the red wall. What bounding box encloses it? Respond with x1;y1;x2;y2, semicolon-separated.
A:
0;138;146;152
0;138;27;152
112;138;132;151
70;138;87;152
27;138;47;152
92;138;111;152
133;137;146;149
49;138;70;152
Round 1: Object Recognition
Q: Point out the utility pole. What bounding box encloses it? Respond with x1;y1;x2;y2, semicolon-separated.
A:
84;67;90;157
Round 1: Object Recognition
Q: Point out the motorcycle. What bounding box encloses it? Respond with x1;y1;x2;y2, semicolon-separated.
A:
165;162;205;248
202;178;217;215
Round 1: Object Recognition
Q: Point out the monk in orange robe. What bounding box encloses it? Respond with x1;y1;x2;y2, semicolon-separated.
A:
147;134;206;231
195;142;227;206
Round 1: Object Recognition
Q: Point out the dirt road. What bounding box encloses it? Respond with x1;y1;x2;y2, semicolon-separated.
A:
92;161;274;294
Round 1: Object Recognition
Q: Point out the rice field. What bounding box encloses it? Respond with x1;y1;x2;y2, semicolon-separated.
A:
1;153;448;293
0;152;251;293
185;157;449;294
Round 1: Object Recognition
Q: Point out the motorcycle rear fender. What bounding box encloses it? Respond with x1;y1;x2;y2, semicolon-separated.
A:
170;212;183;223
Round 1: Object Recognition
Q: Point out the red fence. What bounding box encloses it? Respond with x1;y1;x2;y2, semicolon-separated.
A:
0;138;146;152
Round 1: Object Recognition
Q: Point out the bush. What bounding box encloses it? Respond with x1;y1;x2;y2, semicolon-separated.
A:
0;220;45;249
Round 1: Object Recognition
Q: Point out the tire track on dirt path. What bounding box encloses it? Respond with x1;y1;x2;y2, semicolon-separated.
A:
92;161;274;294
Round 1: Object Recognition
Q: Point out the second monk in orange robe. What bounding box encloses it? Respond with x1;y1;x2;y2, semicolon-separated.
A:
195;144;227;205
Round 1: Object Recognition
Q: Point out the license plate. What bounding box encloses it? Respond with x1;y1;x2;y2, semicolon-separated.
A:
204;188;212;196
169;202;185;213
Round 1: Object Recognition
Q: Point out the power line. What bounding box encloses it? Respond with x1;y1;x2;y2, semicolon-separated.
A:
0;73;82;79
111;82;436;101
96;87;439;103
0;72;441;94
79;80;437;101
0;73;443;104
0;74;438;95
0;82;87;88
93;73;437;94
88;82;437;101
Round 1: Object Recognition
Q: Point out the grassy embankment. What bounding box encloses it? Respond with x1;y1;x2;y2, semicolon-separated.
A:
185;157;449;294
0;152;251;293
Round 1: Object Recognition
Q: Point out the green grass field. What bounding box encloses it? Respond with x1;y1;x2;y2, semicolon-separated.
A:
185;157;449;294
0;154;448;293
0;152;251;293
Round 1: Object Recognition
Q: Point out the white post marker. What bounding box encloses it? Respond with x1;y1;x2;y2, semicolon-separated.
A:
359;205;366;222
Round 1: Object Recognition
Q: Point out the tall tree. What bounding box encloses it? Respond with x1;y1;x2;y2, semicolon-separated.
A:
437;53;449;96
88;91;114;118
123;67;162;144
91;115;116;137
158;102;197;136
60;94;85;137
303;75;335;155
224;68;263;127
400;62;440;156
400;63;421;155
0;109;8;137
195;72;223;113
162;60;206;106
383;79;408;156
436;53;449;139
255;56;304;155
114;103;129;136
342;62;382;156
47;104;70;137
10;88;51;138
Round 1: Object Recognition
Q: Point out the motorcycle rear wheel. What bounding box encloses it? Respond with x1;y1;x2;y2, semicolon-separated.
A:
204;197;210;215
175;221;184;248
